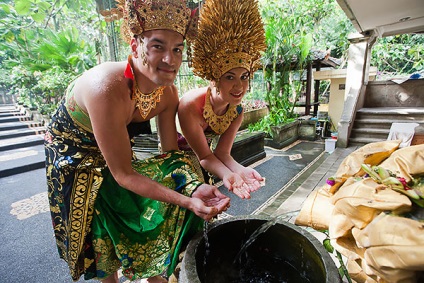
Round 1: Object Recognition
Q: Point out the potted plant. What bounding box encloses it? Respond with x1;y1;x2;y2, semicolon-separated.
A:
240;99;269;130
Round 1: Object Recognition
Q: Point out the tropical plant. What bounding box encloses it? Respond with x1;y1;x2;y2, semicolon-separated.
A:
248;0;314;136
245;0;356;137
0;0;100;114
371;34;424;80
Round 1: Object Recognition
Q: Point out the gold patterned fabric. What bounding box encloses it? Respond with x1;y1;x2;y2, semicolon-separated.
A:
92;152;203;280
45;100;203;281
45;101;107;280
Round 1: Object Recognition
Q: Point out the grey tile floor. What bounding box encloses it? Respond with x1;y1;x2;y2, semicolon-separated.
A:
259;145;358;222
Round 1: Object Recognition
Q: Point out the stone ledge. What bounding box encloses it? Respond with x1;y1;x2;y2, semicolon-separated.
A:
231;131;266;166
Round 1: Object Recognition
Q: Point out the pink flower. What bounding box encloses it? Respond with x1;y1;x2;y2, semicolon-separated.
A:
397;177;411;190
326;177;335;186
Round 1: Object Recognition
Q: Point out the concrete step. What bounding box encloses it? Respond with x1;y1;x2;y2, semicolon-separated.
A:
0;134;45;151
0;120;44;131
350;127;390;140
351;107;424;146
0;126;46;140
0;105;19;112
356;107;424;120
352;119;424;130
349;136;385;146
0;110;24;117
0;104;46;177
0;115;33;123
0;144;45;178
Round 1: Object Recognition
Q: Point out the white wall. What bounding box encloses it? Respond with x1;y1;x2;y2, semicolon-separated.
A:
314;67;377;132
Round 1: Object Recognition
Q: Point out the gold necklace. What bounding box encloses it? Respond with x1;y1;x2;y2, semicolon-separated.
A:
132;82;165;119
126;54;165;119
203;87;240;135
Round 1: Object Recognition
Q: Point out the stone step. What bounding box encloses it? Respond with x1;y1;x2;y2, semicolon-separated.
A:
0;134;45;151
356;107;424;115
350;127;390;140
0;115;33;123
0;144;45;178
351;107;424;146
0;120;44;132
352;119;424;130
0;110;24;117
0;105;19;112
356;107;424;120
0;126;46;140
349;136;385;146
133;133;159;151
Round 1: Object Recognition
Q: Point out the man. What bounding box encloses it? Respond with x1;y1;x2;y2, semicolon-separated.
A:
44;1;230;282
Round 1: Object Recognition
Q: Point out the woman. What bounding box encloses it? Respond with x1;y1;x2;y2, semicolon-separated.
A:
178;0;267;199
44;1;230;282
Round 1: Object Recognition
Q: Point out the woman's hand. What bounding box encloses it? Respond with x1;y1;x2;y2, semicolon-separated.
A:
239;167;264;192
190;184;230;221
223;172;252;199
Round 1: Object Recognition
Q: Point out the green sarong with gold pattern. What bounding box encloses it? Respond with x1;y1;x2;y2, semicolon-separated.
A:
92;154;203;280
45;94;203;281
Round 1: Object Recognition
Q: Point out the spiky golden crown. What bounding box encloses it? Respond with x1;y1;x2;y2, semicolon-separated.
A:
192;0;266;81
101;0;198;44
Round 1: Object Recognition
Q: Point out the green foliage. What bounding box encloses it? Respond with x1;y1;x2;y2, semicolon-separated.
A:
247;0;355;137
0;0;99;113
32;67;77;114
253;0;316;135
371;34;424;79
248;110;296;138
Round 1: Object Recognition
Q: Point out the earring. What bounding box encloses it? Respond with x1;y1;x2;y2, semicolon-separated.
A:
138;37;147;66
215;80;220;95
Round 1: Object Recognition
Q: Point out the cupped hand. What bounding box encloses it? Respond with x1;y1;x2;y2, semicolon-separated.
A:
239;167;264;192
191;184;230;221
223;173;251;199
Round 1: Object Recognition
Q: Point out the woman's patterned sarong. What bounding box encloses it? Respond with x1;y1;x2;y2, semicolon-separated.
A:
45;102;203;281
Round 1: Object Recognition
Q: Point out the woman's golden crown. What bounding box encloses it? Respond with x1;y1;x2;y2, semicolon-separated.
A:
192;0;266;81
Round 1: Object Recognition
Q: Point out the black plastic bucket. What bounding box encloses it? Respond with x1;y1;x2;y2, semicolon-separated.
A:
180;215;341;283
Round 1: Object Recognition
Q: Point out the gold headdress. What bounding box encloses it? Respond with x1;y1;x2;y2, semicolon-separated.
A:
101;0;199;44
192;0;266;81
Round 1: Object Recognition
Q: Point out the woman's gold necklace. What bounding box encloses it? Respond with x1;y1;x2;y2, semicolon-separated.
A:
203;87;239;135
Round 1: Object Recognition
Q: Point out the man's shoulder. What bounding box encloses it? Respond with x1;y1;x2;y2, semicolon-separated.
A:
75;61;128;95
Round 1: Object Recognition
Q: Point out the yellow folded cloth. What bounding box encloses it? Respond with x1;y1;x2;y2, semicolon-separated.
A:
294;187;334;231
295;141;424;283
379;144;424;182
329;140;401;194
328;178;412;272
330;178;412;230
353;213;424;283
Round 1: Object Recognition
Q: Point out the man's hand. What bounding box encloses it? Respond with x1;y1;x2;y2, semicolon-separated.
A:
191;184;230;220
